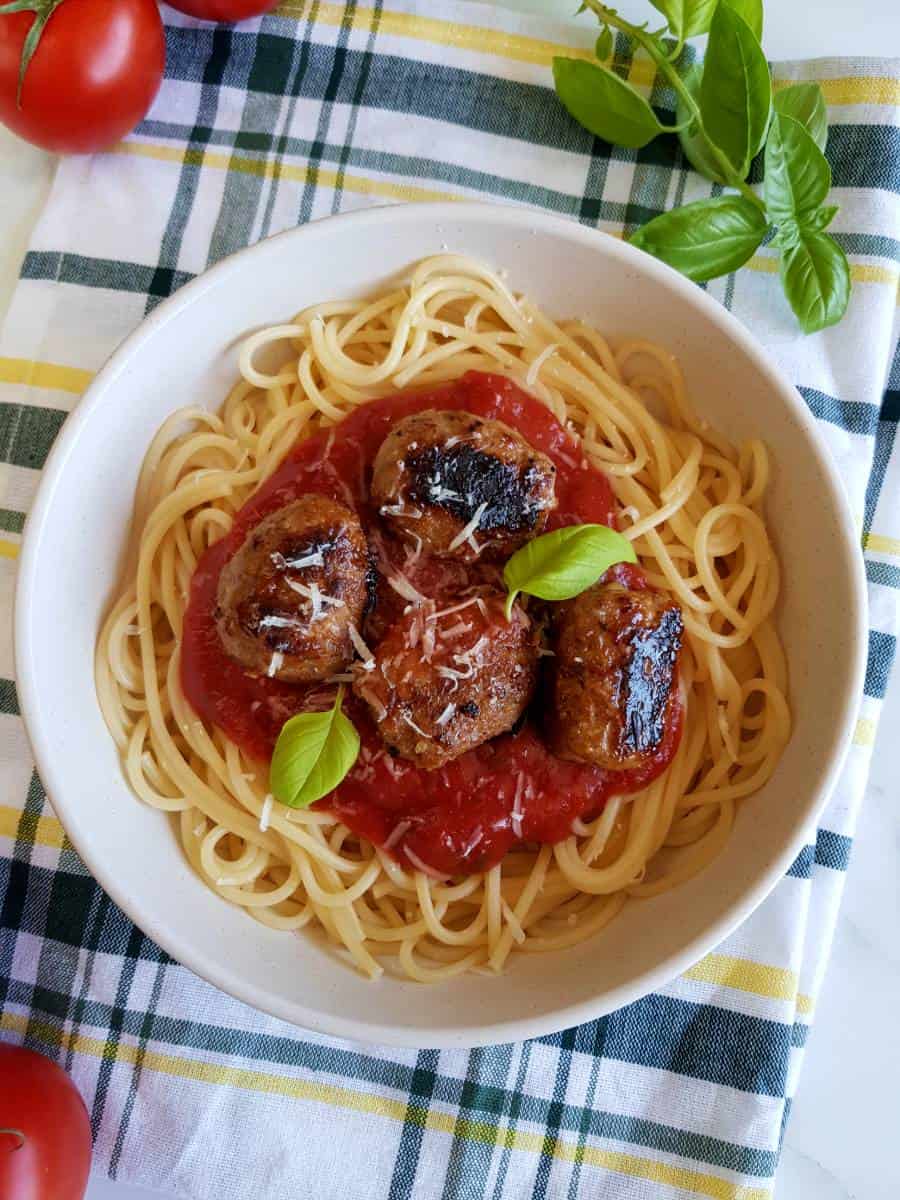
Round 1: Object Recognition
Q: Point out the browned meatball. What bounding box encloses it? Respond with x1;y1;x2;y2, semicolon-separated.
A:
547;582;683;770
371;410;557;563
353;592;537;769
215;494;368;683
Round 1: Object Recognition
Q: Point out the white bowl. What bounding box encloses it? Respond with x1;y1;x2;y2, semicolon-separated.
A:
15;203;867;1047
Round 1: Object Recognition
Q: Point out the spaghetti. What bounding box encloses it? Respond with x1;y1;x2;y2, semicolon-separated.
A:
96;255;791;981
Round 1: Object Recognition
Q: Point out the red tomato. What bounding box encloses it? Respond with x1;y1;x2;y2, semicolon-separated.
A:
163;0;279;19
0;1044;92;1199
0;0;165;155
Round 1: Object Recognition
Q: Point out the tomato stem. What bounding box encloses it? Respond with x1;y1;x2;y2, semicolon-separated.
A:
0;0;68;108
0;1128;26;1149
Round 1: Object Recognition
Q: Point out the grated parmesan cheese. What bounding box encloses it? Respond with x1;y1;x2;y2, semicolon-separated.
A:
447;501;488;553
437;662;474;684
259;614;306;632
421;621;436;661
400;712;431;740
259;794;274;833
380;502;423;520
357;685;387;722
387;571;428;605
440;620;471;641
276;548;324;570
285;578;345;621
510;773;525;838
426;477;463;504
320;429;336;464
348;623;375;668
435;703;456;727
455;636;488;668
404;531;424;568
382;753;403;779
461;826;484;858
426;597;481;623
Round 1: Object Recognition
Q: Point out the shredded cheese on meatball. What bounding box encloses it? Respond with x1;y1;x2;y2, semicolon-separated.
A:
348;623;375;668
447;501;488;553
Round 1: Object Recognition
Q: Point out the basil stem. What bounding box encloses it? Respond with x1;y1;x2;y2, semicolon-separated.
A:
579;0;766;214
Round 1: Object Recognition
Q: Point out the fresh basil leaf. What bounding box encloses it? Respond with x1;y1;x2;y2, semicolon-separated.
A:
772;217;801;249
552;57;664;148
649;0;761;44
503;524;636;619
700;1;772;179
764;112;831;221
270;686;360;809
779;231;850;333
724;0;762;40
676;63;726;183
630;195;768;281
802;203;839;232
595;26;613;61
649;0;718;40
774;82;828;152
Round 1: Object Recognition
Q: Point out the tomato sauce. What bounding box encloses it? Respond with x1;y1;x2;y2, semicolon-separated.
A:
182;371;682;875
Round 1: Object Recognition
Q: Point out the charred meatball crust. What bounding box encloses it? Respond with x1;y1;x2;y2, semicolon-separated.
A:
215;494;368;683
547;582;683;770
371;409;557;562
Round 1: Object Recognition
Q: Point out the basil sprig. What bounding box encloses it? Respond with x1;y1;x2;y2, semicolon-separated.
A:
270;685;360;809
552;0;850;333
502;523;636;619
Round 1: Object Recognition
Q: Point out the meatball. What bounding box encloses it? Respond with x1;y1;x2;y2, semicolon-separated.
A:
215;494;368;683
371;409;557;562
353;592;537;769
547;582;683;770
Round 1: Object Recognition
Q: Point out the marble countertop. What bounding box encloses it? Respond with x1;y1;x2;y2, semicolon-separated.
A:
1;2;898;1196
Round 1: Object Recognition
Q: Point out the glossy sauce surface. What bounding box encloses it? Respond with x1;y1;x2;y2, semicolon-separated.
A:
182;372;682;874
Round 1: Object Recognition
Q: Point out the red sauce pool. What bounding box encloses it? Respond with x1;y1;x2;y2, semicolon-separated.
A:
182;371;682;875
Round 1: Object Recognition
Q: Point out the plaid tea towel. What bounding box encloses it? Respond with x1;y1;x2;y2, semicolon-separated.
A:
1;3;898;1197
